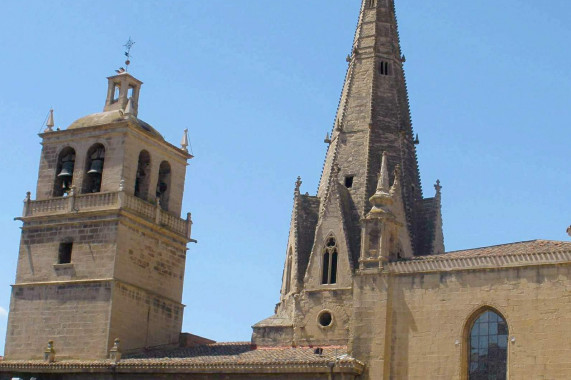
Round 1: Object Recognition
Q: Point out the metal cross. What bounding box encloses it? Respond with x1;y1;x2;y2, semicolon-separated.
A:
123;37;135;71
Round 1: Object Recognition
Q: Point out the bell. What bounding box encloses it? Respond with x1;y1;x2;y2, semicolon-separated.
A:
57;161;74;178
87;158;104;175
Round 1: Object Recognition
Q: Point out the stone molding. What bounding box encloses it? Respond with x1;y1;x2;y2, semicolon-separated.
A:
387;249;571;274
20;191;191;240
0;358;364;375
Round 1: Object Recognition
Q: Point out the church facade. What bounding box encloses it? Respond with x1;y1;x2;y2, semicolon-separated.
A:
1;0;569;379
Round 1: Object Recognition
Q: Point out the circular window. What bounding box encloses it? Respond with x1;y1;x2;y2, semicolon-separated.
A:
318;311;333;327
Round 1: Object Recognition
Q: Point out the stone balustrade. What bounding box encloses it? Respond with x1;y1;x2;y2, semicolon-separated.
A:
22;191;191;239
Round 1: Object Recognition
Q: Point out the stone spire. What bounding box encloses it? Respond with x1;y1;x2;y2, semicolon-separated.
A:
315;0;434;256
45;109;54;132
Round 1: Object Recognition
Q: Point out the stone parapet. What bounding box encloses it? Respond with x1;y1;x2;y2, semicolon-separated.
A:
21;191;191;240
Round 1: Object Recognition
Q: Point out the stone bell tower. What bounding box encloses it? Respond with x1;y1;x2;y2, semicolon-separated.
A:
4;71;194;360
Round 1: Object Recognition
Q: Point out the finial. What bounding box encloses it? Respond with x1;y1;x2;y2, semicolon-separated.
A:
44;340;55;363
414;134;419;145
295;176;302;193
346;54;352;63
567;225;571;237
45;109;54;132
434;179;442;194
123;37;135;72
181;129;189;152
25;191;31;202
324;132;331;144
109;338;122;362
124;97;134;115
401;54;406;63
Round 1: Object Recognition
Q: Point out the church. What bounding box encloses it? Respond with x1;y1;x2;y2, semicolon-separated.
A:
1;0;570;379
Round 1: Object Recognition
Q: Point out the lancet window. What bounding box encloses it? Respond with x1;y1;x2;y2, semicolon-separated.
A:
321;236;338;285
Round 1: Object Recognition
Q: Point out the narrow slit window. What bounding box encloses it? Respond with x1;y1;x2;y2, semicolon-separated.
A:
380;61;390;76
58;242;73;264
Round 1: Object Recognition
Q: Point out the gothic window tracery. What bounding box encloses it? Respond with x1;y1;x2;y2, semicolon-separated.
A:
321;236;338;285
468;309;508;380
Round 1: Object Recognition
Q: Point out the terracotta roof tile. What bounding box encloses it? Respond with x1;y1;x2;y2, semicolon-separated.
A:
413;239;571;261
0;344;363;373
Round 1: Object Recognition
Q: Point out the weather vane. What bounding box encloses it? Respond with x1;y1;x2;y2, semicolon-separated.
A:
123;37;135;71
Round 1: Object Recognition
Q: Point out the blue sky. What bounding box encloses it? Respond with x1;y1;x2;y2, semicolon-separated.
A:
0;1;569;351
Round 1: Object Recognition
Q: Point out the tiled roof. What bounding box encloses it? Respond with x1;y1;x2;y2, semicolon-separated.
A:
412;239;571;262
0;344;364;374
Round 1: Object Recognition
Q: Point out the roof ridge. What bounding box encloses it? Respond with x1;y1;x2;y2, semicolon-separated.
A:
445;239;546;254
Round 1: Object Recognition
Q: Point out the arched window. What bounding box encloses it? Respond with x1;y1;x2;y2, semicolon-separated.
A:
468;309;508;380
321;236;338;285
53;147;76;197
82;144;105;193
156;161;171;211
134;150;151;200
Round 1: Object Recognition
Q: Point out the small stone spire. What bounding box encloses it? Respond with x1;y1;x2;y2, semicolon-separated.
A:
181;129;189;152
369;152;393;213
376;152;390;195
124;97;134;115
45;109;54;132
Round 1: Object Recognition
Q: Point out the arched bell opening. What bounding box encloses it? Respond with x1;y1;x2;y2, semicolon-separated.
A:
156;161;171;211
82;144;105;193
134;150;151;200
53;147;76;197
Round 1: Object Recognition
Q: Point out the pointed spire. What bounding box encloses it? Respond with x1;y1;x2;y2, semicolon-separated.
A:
45;109;54;132
376;152;390;194
181;129;189;152
124;97;134;115
369;152;393;213
324;132;331;144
